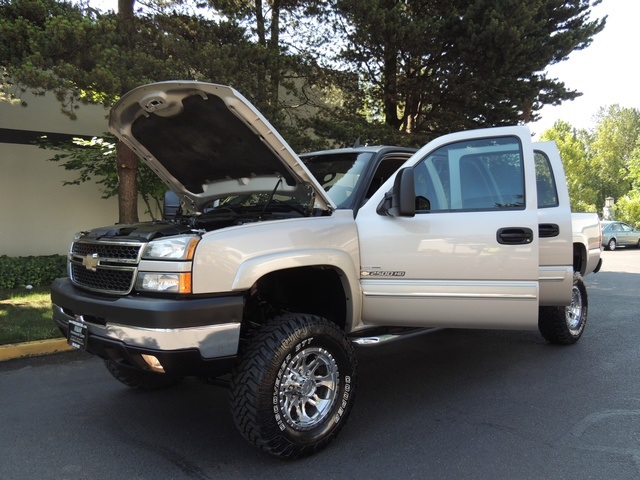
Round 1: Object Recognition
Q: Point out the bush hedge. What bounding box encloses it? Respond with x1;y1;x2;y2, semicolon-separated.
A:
0;255;67;289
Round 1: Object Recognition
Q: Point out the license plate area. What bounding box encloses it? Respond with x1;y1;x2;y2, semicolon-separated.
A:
68;319;88;350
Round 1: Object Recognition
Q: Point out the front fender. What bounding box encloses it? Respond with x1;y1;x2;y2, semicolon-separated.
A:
232;249;362;331
191;212;361;330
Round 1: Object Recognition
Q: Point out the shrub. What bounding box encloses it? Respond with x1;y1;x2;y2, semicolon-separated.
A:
0;255;67;290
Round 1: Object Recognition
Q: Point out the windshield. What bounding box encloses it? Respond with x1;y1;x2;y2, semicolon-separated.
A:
302;152;374;208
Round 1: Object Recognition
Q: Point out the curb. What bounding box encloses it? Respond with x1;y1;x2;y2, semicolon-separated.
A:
0;338;74;362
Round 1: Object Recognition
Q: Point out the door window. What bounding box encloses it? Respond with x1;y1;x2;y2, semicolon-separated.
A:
414;136;525;212
534;151;559;208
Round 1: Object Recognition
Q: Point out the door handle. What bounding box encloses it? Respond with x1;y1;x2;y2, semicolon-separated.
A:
497;227;534;245
539;223;560;238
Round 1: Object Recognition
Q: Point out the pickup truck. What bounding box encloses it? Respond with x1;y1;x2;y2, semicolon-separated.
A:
51;81;601;459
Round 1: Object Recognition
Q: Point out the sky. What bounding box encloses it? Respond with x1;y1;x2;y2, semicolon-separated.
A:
528;0;640;137
90;0;634;138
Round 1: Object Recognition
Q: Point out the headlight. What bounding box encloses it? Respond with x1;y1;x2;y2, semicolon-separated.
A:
136;272;192;294
143;235;200;260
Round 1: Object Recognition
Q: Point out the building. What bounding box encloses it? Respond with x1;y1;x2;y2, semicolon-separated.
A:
1;90;152;256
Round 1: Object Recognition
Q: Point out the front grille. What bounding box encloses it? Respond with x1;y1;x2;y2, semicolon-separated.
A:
71;241;143;263
70;263;136;295
69;240;144;295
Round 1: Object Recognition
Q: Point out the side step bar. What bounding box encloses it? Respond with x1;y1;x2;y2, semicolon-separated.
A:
350;327;443;347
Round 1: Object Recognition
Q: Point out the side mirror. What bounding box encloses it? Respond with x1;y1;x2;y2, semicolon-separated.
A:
163;191;181;220
376;168;416;217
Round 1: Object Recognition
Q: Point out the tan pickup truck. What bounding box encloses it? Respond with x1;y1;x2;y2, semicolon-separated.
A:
52;81;601;458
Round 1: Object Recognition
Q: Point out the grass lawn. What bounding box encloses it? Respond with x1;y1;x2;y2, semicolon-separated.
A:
0;287;62;345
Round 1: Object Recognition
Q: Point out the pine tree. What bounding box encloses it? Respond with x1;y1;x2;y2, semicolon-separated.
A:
332;0;606;136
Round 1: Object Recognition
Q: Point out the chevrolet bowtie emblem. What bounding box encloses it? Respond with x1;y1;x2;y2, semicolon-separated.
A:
82;253;100;271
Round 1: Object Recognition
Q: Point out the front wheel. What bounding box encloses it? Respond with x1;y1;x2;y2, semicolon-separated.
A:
538;274;588;345
230;314;357;459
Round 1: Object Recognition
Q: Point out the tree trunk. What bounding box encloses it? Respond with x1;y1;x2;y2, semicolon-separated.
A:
383;44;401;129
116;141;139;224
255;0;266;46
269;0;281;108
253;0;268;106
116;0;137;223
118;0;135;19
404;92;420;134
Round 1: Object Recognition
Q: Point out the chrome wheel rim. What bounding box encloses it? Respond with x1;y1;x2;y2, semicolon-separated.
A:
277;346;339;430
566;285;583;332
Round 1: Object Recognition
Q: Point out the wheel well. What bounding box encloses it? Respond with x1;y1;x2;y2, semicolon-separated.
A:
245;266;348;330
573;243;586;275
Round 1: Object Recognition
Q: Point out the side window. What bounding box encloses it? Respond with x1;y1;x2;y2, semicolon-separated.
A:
365;157;409;200
534;151;559;208
414;136;525;212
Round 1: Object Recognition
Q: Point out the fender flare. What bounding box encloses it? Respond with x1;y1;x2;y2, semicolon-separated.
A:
232;249;361;331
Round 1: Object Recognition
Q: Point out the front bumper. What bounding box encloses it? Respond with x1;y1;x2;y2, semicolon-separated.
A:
51;277;243;376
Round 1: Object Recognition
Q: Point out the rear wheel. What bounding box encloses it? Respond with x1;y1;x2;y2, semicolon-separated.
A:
538;274;588;345
607;238;617;251
104;360;182;391
230;313;357;459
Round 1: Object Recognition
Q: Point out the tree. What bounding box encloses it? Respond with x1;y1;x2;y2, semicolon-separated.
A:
39;134;168;220
205;0;345;150
331;0;606;137
589;105;640;204
1;0;613;214
614;192;640;229
0;0;255;221
541;107;640;226
591;106;640;227
541;120;596;212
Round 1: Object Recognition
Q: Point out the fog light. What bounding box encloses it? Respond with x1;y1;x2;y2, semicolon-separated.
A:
141;354;165;373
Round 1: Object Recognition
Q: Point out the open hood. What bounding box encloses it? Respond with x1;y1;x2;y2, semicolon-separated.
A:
109;81;334;212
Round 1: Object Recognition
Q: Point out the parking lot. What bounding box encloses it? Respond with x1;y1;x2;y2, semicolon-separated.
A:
1;249;639;479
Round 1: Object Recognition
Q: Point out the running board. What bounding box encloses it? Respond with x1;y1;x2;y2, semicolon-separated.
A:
350;327;443;346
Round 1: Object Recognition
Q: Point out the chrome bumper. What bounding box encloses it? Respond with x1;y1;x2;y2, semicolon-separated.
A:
52;303;241;359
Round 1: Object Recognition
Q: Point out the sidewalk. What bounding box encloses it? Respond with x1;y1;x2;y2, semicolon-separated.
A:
0;338;73;362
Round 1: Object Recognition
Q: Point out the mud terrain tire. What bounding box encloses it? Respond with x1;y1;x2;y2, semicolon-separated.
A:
230;314;357;459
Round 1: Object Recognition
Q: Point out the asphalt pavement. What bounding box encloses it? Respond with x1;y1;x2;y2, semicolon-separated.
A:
1;249;639;479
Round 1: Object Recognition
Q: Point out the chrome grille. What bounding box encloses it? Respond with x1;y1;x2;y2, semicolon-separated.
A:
69;240;144;295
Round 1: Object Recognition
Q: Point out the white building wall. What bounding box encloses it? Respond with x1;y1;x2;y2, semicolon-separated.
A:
0;90;153;256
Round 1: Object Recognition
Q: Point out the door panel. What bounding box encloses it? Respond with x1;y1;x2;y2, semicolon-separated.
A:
533;142;573;306
357;127;540;330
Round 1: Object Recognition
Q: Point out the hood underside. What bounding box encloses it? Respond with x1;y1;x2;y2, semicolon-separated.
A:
109;81;333;212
